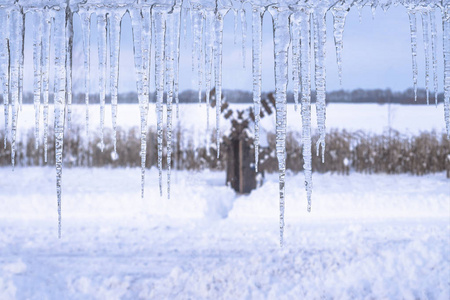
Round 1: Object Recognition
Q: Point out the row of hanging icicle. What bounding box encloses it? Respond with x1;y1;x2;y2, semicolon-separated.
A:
0;0;449;245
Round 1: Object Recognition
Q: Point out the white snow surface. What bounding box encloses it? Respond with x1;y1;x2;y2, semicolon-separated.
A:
0;167;449;299
2;103;447;139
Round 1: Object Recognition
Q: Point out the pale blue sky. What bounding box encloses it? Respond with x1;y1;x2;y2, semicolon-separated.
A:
22;5;444;93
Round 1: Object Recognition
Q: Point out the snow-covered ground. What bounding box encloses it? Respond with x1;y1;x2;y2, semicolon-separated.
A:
0;167;449;299
2;103;447;138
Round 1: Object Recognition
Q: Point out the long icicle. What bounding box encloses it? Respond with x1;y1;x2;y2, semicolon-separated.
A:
182;5;189;48
174;5;182;119
53;7;67;238
421;9;431;104
154;8;166;197
18;11;24;113
240;7;247;68
191;5;204;105
290;14;300;112
142;7;152;197
130;7;145;198
0;9;10;150
109;10;123;156
97;12;107;151
166;8;179;200
10;8;24;170
33;11;43;150
80;10;91;140
313;7;327;163
443;5;450;138
331;3;349;85
430;8;439;106
408;9;418;102
66;12;73;131
214;9;228;158
299;9;313;213
252;5;264;172
42;9;52;163
204;9;215;157
269;5;290;247
234;9;238;45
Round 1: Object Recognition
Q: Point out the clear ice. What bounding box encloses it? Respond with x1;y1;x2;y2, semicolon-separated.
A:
0;0;448;244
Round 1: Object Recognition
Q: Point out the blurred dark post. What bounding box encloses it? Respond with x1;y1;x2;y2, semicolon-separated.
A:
224;120;256;194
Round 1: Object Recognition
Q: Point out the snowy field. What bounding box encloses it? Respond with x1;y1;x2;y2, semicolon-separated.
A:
2;103;447;138
0;167;449;299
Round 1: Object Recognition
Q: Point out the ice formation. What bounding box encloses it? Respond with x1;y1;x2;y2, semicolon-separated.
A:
0;0;449;244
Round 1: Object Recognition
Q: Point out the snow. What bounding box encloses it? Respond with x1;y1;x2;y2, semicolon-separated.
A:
0;167;448;298
1;103;446;140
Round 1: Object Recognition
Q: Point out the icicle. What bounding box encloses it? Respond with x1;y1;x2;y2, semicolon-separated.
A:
290;14;300;111
131;7;145;198
204;10;215;156
66;13;73;131
234;9;238;45
313;8;327;163
407;9;418;102
331;4;349;85
42;9;52;163
80;10;91;139
252;5;264;172
240;7;247;68
142;7;152;196
131;6;152;199
443;5;450;138
182;6;189;48
97;12;107;151
9;8;24;169
109;11;124;155
174;6;181;119
18;12;24;113
214;9;227;158
53;7;67;239
430;9;439;106
0;9;10;150
268;5;290;247
191;5;203;104
421;9;430;104
299;9;313;213
154;8;166;197
32;11;42;150
371;2;377;19
357;3;363;23
166;8;180;200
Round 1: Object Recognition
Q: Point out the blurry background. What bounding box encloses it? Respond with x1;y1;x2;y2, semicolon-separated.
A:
1;5;449;177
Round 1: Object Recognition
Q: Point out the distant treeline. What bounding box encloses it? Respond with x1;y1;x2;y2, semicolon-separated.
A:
1;125;449;177
1;88;444;105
